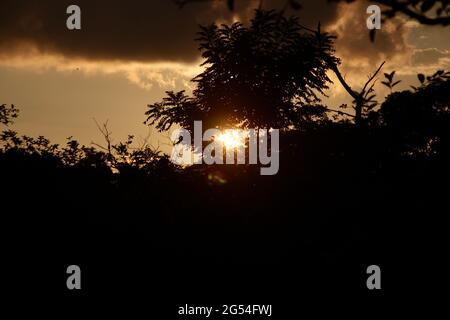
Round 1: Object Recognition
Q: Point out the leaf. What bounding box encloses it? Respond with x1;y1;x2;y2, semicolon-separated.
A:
381;81;391;87
392;80;401;87
417;73;425;83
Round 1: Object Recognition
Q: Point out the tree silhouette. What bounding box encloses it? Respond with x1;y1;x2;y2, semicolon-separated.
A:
330;61;385;126
374;70;450;157
145;9;339;132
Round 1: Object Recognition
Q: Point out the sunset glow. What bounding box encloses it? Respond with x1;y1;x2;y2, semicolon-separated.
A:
215;129;247;149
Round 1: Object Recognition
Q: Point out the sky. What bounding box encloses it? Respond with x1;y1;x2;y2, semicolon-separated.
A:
0;0;449;154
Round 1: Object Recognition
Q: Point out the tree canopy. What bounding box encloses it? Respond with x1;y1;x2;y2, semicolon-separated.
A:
145;10;339;132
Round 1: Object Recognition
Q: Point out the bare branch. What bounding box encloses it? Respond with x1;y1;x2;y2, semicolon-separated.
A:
329;61;385;125
92;118;113;157
361;61;385;94
330;65;360;101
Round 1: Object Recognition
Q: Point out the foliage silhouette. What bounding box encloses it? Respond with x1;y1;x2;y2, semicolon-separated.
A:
373;70;450;158
381;71;401;92
146;10;339;131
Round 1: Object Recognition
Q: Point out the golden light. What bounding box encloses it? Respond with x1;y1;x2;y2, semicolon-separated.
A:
215;129;247;149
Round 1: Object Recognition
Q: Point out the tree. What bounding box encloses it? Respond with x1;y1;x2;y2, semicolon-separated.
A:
374;70;450;157
145;9;339;132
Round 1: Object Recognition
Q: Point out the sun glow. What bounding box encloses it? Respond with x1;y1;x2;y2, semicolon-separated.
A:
215;129;248;149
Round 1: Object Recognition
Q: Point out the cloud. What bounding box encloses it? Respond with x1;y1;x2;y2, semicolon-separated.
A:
407;25;450;51
0;0;345;64
411;48;450;66
260;0;340;27
0;47;203;91
318;0;426;104
1;0;447;95
329;1;413;67
0;0;236;63
0;0;345;91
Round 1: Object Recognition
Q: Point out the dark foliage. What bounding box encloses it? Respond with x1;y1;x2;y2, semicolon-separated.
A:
146;10;338;132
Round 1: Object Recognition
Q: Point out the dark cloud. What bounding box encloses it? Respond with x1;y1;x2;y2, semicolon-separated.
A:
0;0;342;63
0;0;231;62
261;0;340;27
2;0;440;70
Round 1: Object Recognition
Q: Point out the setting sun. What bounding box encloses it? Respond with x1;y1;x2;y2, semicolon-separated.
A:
215;129;247;149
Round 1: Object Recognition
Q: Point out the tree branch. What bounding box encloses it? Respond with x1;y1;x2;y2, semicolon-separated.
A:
376;0;450;26
330;65;359;101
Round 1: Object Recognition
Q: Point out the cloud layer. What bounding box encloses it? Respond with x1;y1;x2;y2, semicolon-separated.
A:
1;0;448;94
0;0;344;63
0;0;232;62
